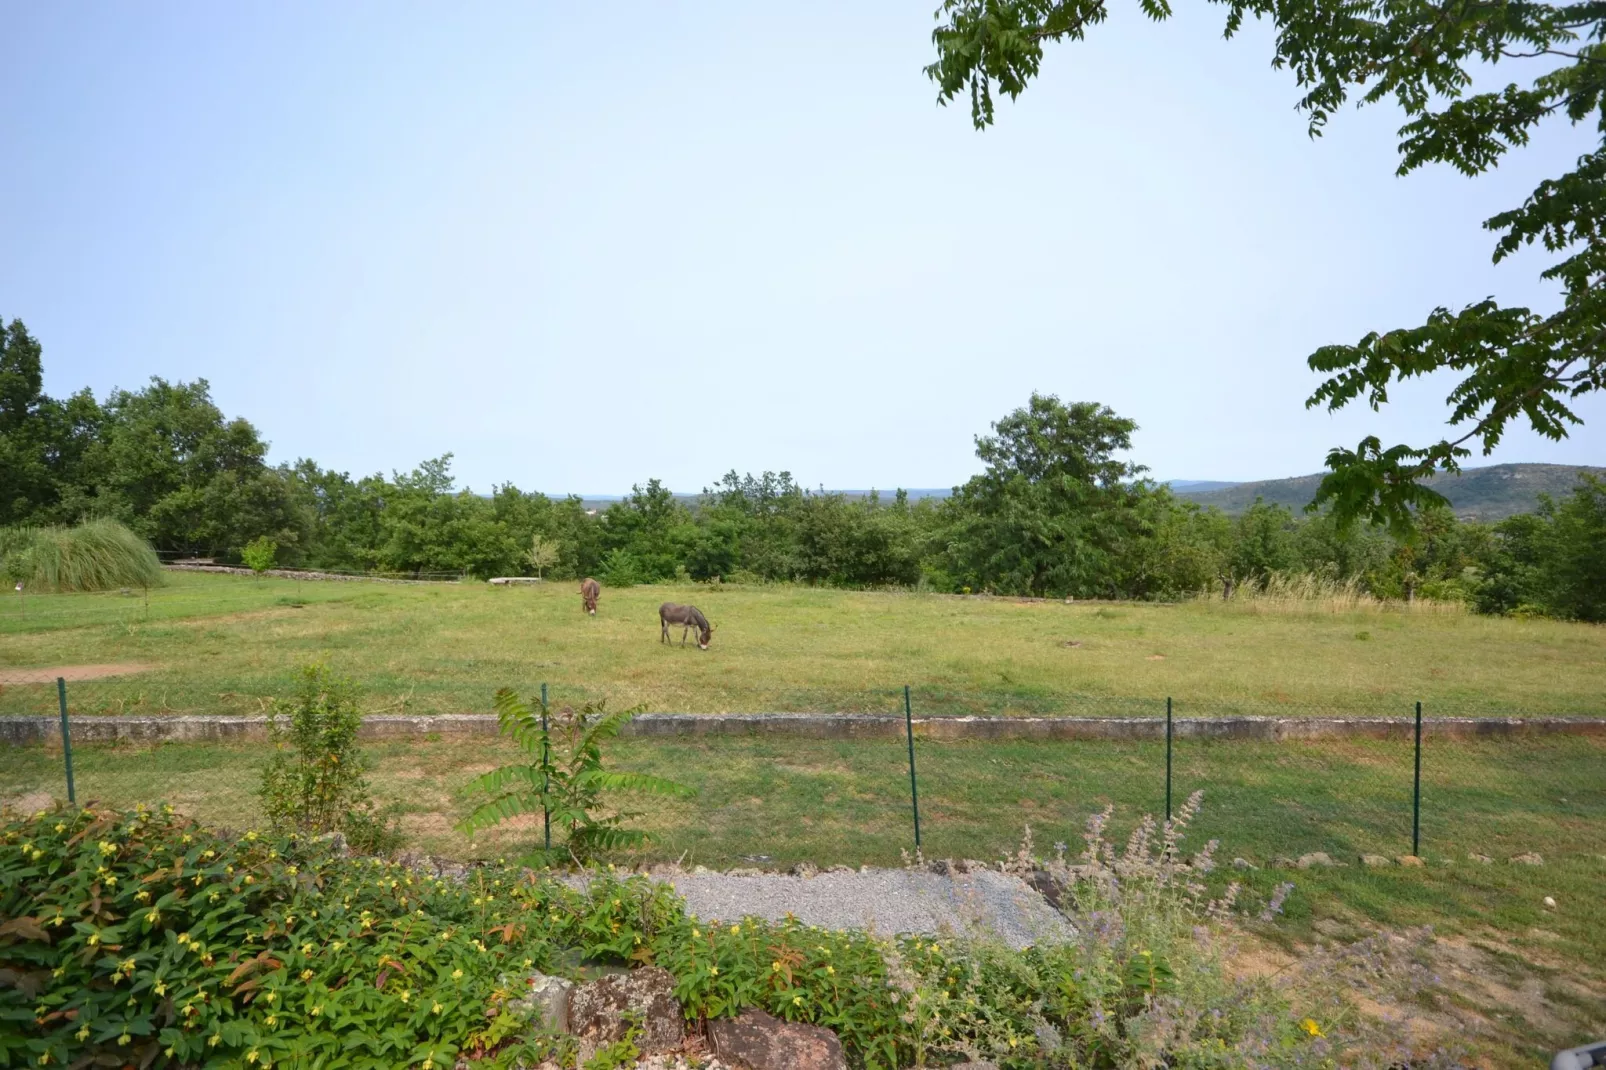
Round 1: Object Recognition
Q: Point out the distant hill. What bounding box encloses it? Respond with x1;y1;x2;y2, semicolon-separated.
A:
1172;463;1606;521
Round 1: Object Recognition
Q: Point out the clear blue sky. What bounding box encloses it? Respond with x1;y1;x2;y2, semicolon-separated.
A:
4;2;1600;495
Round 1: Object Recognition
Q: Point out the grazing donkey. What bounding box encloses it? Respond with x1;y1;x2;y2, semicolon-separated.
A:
580;577;600;615
659;603;713;649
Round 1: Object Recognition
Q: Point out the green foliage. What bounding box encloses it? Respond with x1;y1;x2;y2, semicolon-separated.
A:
524;533;559;579
0;519;164;593
927;0;1606;535
598;548;643;589
0;799;1442;1070
241;535;278;576
259;665;401;854
460;690;695;863
1475;476;1606;620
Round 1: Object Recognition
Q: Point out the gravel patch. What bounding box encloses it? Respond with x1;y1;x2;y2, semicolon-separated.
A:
662;869;1071;949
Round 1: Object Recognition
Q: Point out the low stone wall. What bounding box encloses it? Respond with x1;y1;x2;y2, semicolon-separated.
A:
2;711;1602;747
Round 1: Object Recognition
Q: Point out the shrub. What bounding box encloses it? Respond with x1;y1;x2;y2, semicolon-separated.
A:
0;519;164;593
524;534;559;580
0;801;1438;1070
598;548;642;588
241;535;278;576
259;664;401;854
460;690;694;864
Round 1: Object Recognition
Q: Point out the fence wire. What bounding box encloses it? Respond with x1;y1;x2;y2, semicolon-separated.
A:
4;670;1603;868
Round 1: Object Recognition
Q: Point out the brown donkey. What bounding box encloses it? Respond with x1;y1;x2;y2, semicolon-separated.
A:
659;603;712;649
580;577;600;615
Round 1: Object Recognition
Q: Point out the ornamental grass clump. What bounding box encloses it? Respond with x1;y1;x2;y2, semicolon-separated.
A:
0;519;164;593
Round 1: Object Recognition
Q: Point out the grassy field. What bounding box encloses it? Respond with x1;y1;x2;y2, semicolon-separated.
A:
4;731;1602;1062
2;570;1604;717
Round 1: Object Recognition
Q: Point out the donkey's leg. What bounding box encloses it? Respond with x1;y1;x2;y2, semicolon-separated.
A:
681;624;689;646
661;617;669;643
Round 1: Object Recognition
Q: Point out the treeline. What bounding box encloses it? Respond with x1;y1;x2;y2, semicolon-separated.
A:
3;319;1603;618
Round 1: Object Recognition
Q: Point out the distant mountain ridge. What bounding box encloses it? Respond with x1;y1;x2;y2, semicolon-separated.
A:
1170;463;1605;521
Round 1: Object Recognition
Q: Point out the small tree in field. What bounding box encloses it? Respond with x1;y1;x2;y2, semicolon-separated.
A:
259;663;400;852
241;536;277;577
525;533;559;579
460;689;694;863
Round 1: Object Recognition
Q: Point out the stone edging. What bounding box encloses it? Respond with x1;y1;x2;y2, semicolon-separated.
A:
2;711;1602;747
162;564;455;585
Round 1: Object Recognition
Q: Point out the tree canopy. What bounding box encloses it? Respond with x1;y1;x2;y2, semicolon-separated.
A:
926;0;1605;534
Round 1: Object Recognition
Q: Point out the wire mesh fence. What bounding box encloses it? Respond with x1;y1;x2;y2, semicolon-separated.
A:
5;670;1603;868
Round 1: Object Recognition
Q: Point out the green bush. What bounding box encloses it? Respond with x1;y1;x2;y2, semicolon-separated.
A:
0;801;1433;1070
460;690;694;864
0;519;164;593
241;536;278;576
259;665;401;854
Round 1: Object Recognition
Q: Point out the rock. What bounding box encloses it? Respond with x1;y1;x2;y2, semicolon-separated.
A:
1022;870;1067;910
1295;852;1341;869
1468;853;1493;864
1231;857;1257;871
1395;855;1424;867
789;861;818;879
693;865;712;874
510;971;573;1034
726;867;764;878
1360;854;1392;867
1543;896;1557;909
568;966;683;1060
1510;852;1544;866
824;864;854;874
708;1008;847;1070
1270;856;1294;869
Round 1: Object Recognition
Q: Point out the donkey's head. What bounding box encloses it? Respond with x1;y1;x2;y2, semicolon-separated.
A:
698;623;714;650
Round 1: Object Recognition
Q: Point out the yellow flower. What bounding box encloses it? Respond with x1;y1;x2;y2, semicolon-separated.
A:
154;981;166;996
301;969;314;981
399;990;411;1003
310;1005;322;1017
432;1002;443;1014
209;1034;222;1046
692;929;701;938
1300;1018;1325;1038
246;1051;260;1064
826;966;834;975
709;966;719;976
452;969;463;980
266;1015;277;1027
118;1034;131;1046
772;961;782;972
76;1025;90;1041
730;925;740;935
793;995;803;1005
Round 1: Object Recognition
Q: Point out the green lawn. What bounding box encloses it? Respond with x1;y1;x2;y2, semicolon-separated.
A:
2;570;1603;718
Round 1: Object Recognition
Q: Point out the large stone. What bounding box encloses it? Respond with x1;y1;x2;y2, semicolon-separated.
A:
1359;854;1393;868
1295;852;1343;869
708;1008;847;1070
1510;852;1544;866
509;971;573;1034
1395;855;1425;867
568;966;683;1060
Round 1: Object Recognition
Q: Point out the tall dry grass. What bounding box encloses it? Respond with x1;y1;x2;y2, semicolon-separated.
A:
0;519;165;593
1203;569;1466;615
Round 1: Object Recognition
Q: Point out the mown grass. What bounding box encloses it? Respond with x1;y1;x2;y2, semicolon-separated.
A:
3;733;1599;945
2;571;1604;717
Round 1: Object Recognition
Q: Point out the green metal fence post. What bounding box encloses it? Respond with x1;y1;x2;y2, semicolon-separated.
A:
57;677;76;806
1412;700;1422;857
541;682;551;852
1165;697;1173;824
904;685;921;850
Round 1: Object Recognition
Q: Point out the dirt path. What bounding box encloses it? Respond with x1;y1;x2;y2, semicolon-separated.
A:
0;663;157;683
